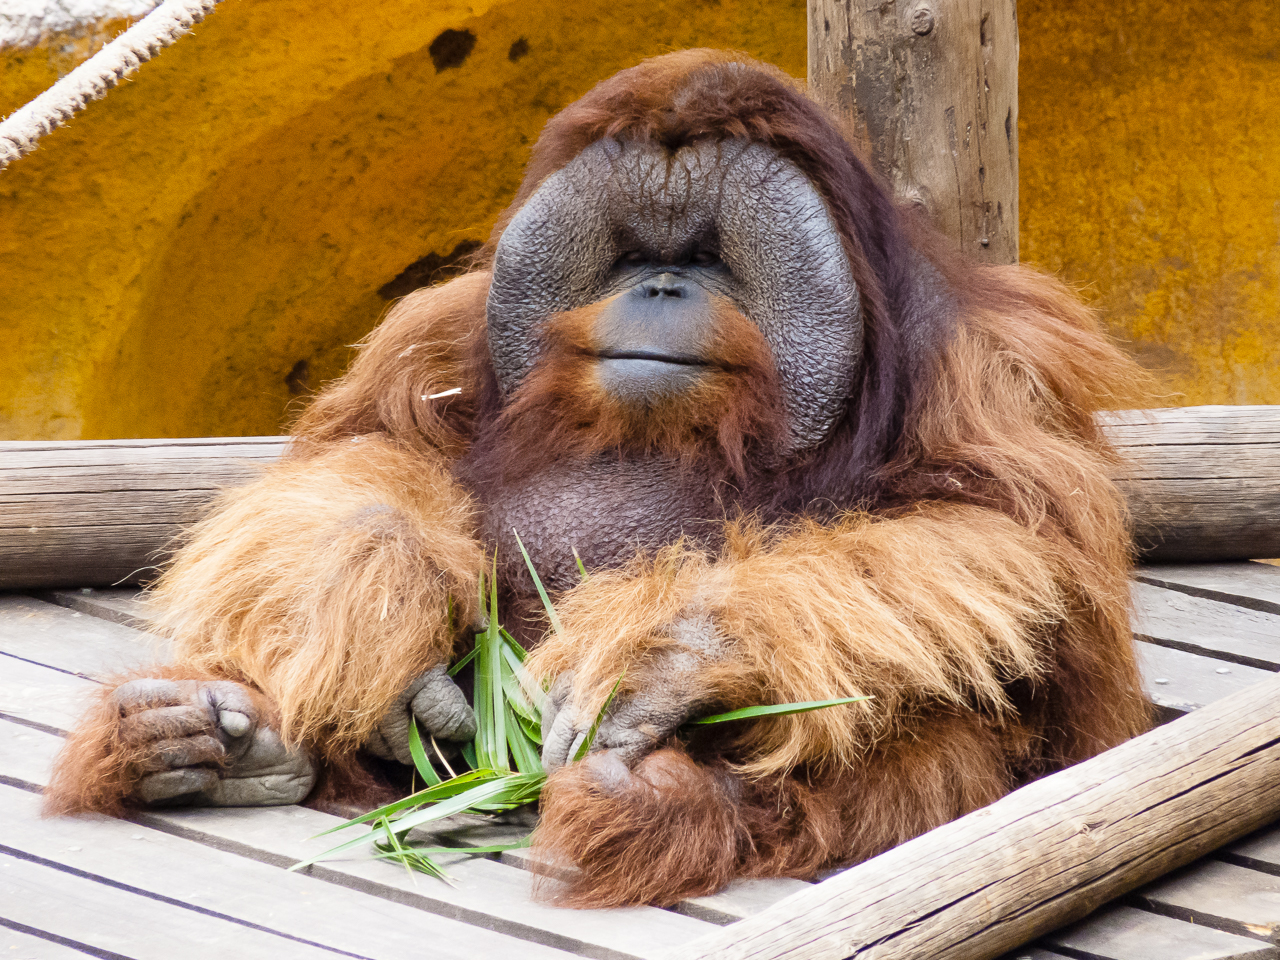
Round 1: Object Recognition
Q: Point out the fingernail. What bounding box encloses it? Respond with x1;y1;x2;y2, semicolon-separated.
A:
218;710;252;737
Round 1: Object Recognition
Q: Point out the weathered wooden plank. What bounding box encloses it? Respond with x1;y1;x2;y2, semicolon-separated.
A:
666;673;1280;960
0;437;288;589
673;879;815;926
139;804;714;960
0;716;61;790
0;782;574;960
1103;407;1280;562
808;0;1020;264
1132;859;1280;944
0;594;169;679
1220;823;1280;877
0;850;341;960
1132;582;1280;671
1136;563;1280;618
440;811;813;926
1042;905;1276;960
38;586;152;630
1137;640;1277;718
994;951;1074;960
0;653;96;733
0;716;705;959
0;922;100;960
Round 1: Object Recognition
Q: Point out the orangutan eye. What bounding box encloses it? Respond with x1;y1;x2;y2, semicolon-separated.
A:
618;250;647;265
690;250;720;267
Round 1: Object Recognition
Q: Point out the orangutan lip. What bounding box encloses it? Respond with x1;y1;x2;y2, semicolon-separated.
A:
593;350;709;367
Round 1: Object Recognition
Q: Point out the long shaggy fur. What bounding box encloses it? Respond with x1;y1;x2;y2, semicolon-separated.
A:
50;49;1151;909
147;437;484;757
536;710;1012;907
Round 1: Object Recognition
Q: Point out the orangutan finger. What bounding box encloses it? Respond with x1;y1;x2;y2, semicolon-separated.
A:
118;705;213;745
137;768;220;805
137;735;225;773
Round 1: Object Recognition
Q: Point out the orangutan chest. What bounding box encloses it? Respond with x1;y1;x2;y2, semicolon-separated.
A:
472;458;725;593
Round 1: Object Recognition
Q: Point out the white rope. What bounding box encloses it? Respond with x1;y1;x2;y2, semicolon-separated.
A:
0;0;222;171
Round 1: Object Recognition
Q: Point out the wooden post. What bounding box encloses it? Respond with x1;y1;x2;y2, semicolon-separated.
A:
808;0;1020;264
668;671;1280;960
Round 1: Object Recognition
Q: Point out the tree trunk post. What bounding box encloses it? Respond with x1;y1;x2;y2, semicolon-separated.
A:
808;0;1020;264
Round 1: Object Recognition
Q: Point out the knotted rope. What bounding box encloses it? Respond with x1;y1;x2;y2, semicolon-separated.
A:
0;0;221;171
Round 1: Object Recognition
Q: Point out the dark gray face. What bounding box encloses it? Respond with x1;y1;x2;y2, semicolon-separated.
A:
486;138;863;452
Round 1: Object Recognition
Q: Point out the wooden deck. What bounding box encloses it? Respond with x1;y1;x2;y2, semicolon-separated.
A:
2;563;1280;960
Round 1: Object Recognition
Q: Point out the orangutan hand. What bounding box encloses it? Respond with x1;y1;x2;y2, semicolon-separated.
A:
110;678;315;807
365;664;477;766
541;615;726;772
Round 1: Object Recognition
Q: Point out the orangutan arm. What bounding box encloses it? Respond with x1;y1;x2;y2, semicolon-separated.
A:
45;437;486;815
531;503;1142;778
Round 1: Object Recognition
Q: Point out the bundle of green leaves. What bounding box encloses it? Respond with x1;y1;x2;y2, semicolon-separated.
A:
293;534;867;878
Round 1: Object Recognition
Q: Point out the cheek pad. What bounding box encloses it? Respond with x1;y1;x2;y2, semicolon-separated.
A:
487;138;863;452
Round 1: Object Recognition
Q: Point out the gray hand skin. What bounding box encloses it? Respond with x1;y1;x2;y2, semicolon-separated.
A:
541;615;725;773
364;664;477;766
111;678;317;808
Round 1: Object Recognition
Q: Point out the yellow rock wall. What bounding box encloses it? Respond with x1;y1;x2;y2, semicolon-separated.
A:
0;0;1275;440
1020;0;1280;406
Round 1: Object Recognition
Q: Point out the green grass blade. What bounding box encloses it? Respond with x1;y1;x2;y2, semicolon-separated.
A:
515;710;542;746
485;560;509;771
499;628;525;661
447;645;477;678
687;696;872;725
310;768;513;836
513;529;563;636
289;824;388;870
505;701;545;776
573;671;625;763
398;837;532;857
374;818;453;881
572;546;589;582
499;646;541;723
408;719;443;788
389;773;546;835
461;741;478;770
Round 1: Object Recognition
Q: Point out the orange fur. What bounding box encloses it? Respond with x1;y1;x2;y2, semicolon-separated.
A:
43;665;271;817
148;437;484;758
535;710;1011;907
487;296;785;480
292;270;489;458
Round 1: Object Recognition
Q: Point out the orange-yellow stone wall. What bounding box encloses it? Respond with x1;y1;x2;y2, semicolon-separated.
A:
0;0;1275;439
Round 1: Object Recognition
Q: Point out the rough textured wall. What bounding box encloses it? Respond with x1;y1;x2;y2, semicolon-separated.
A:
1020;0;1280;405
0;0;805;440
1;0;1276;439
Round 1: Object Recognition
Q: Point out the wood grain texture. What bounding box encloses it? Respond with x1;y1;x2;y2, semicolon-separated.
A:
0;437;288;589
1135;563;1280;618
1;407;1279;588
1131;582;1280;672
1042;905;1277;960
1136;639;1276;718
808;0;1019;263
0;782;575;960
1103;408;1280;563
0;850;341;960
1132;860;1280;944
664;672;1280;960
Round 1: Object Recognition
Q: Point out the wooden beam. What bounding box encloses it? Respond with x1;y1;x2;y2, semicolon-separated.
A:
1104;406;1280;563
807;0;1019;263
665;671;1280;960
0;436;288;590
0;406;1277;590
